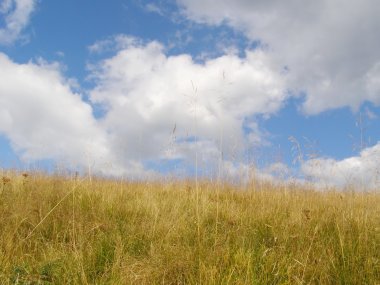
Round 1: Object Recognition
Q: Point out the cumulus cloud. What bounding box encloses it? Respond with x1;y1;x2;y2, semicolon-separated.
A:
0;0;37;45
88;37;288;174
177;0;380;114
0;33;289;179
0;53;143;177
301;143;380;189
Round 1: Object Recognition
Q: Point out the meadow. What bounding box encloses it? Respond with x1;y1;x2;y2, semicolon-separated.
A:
0;172;379;284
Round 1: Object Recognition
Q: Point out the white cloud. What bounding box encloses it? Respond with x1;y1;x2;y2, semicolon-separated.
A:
177;0;380;114
220;160;304;186
88;37;288;173
88;35;141;54
144;3;164;16
301;143;380;189
0;0;37;45
0;53;146;177
365;62;380;100
0;33;289;179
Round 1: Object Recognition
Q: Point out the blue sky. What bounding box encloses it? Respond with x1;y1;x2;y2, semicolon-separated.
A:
1;0;380;187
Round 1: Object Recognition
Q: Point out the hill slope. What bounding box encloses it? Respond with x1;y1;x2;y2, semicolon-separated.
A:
1;173;379;284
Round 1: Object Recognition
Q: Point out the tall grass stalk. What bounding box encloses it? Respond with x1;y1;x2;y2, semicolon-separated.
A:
191;80;202;284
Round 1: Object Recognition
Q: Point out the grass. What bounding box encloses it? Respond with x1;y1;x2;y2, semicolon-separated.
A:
0;172;379;284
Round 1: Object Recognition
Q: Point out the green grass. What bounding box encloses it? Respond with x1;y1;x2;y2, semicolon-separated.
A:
0;172;379;284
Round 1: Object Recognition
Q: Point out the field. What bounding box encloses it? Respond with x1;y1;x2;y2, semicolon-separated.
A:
0;172;379;284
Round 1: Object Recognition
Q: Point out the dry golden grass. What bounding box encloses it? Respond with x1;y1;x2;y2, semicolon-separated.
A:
0;172;379;284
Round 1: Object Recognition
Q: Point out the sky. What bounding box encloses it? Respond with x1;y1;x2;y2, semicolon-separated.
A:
1;0;380;188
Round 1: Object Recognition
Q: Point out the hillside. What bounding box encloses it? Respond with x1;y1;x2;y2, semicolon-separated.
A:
0;173;379;284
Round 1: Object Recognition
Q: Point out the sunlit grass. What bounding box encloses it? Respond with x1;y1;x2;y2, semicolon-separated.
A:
0;172;379;284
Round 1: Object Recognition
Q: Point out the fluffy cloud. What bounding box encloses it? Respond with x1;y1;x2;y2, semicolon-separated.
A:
301;143;380;189
0;53;127;176
0;0;37;45
89;37;288;173
177;0;380;114
0;34;289;178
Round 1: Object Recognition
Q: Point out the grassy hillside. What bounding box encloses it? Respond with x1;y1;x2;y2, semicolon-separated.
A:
0;172;379;284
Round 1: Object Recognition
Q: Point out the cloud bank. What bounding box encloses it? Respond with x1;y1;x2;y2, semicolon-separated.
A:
0;36;288;178
1;30;379;186
177;0;380;114
1;0;380;188
302;143;380;189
